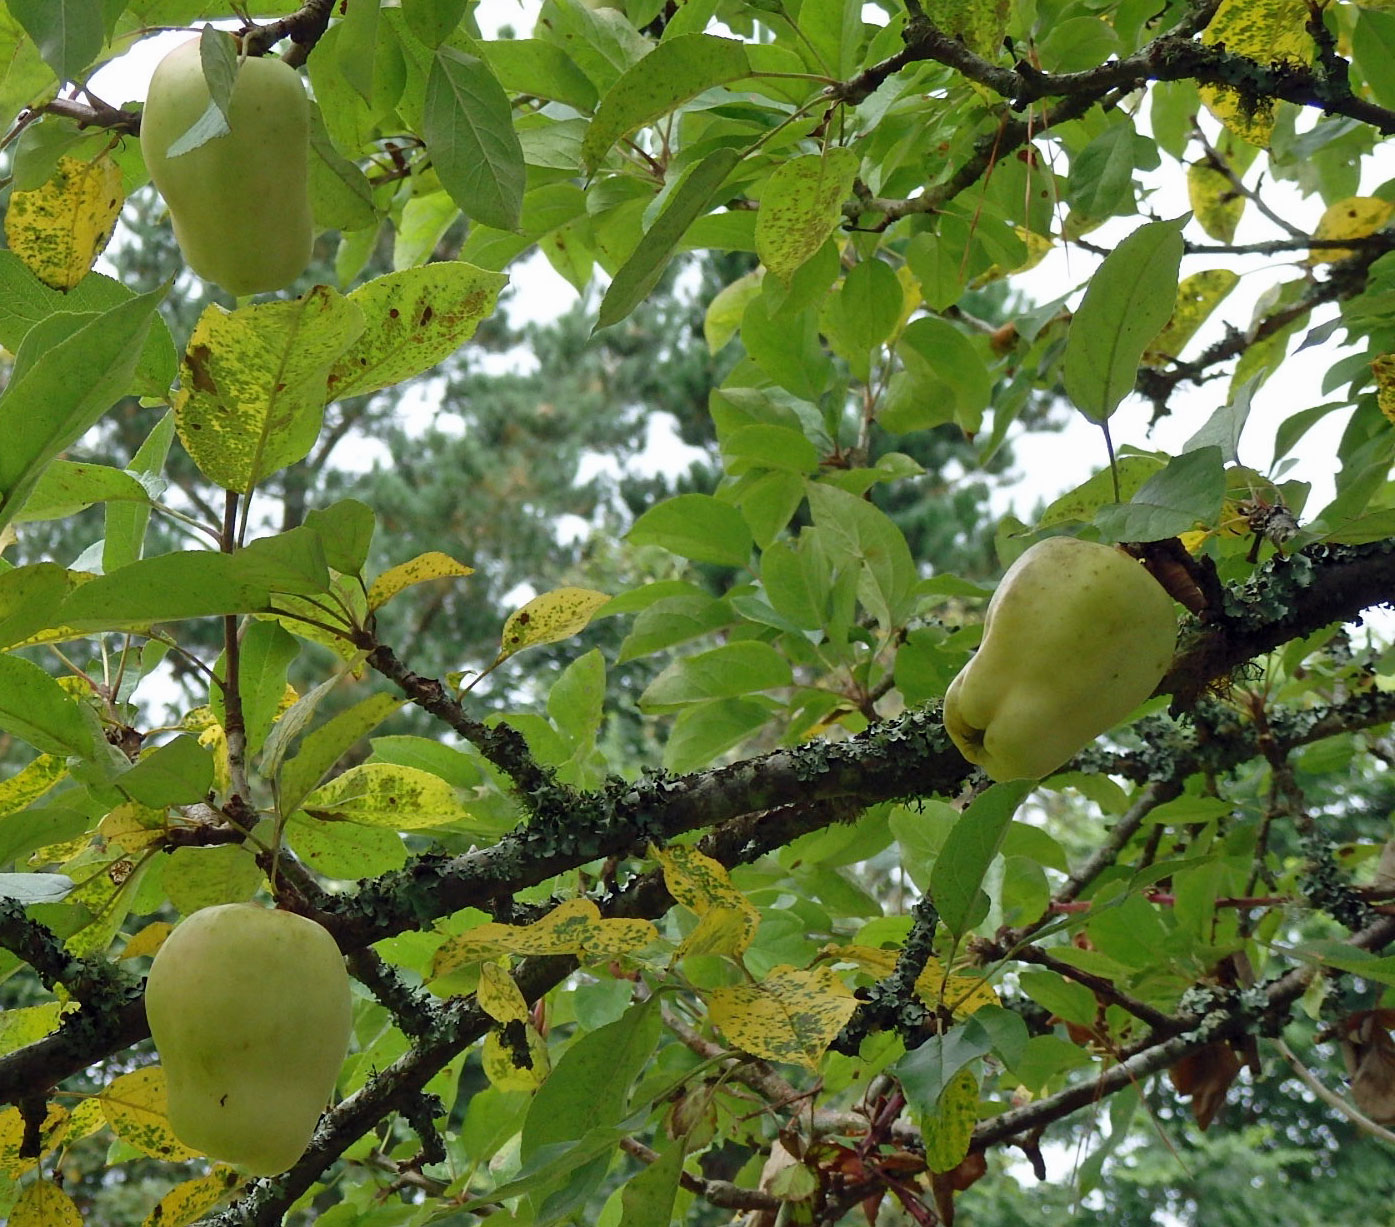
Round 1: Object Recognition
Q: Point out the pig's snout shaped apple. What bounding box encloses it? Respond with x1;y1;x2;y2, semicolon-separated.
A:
943;537;1178;782
141;39;313;296
145;903;352;1175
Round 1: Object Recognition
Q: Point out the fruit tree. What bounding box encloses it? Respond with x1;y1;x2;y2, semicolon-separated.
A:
1;0;1395;1224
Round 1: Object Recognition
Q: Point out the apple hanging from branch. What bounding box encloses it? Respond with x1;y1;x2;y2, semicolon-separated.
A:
942;536;1178;782
141;38;313;296
145;903;352;1175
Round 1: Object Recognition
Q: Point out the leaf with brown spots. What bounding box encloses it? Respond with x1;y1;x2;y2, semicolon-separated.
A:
367;550;474;611
497;586;609;661
755;148;859;285
301;762;476;829
99;1066;201;1161
139;1166;243;1227
706;965;857;1069
4;154;123;290
174;286;365;494
11;1177;82;1227
325;262;507;402
431;897;658;977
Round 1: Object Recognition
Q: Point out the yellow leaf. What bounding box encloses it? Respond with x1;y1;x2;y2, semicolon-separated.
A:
0;753;66;817
652;843;759;959
1186;162;1244;243
65;1097;108;1144
1374;354;1395;424
1307;197;1395;264
431;897;657;977
498;587;610;660
4;154;124;290
99;1066;201;1161
707;965;857;1068
482;1023;550;1091
0;1003;63;1058
1145;269;1240;365
0;1104;69;1175
173;286;366;494
477;960;529;1024
922;1065;979;1173
1200;0;1310;147
325;262;509;403
302;762;475;829
99;803;168;853
11;1177;82;1227
821;945;998;1016
141;1167;243;1227
368;551;474;610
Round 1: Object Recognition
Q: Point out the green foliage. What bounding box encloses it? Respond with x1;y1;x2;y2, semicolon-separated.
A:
0;1;1394;1225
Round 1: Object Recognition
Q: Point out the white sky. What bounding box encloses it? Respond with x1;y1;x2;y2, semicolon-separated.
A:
91;8;1390;530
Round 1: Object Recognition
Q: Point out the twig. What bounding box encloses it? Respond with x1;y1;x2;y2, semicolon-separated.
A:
1273;1038;1395;1146
619;1135;780;1212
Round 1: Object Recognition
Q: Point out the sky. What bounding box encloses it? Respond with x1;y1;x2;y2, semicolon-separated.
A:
91;8;1392;536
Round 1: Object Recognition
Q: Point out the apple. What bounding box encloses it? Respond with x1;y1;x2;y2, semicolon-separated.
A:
144;903;352;1175
141;39;313;295
942;536;1177;781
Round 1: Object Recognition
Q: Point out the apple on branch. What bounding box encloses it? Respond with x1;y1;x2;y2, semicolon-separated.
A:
942;536;1178;782
145;903;353;1175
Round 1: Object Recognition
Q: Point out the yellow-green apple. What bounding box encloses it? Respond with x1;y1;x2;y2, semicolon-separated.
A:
942;536;1177;781
145;903;352;1175
141;39;312;295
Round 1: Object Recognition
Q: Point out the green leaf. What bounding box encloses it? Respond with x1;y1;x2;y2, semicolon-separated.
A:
640;641;792;709
212;620;299;760
303;499;376;575
0;292;158;534
617;594;732;663
0;655;95;758
1062;217;1186;421
5;0;102;83
581;34;749;171
425;48;525;231
0;873;74;903
278;692;407;819
755;148;859;285
883;317;993;436
930;781;1034;937
1094;446;1227;541
58;552;275;632
0;563;80;649
596;147;741;331
662;698;772;772
163;845;263;914
175;286;366;494
326;262;508;402
1066;122;1139;219
894;1025;992;1113
619;1138;684;1227
483;38;598;112
1017;969;1098;1026
1037;457;1165;528
13;461;151;523
308;105;378;233
521;998;660;1161
120;735;214;808
628;493;752;568
284;811;408;879
806;482;916;631
0;253;176;399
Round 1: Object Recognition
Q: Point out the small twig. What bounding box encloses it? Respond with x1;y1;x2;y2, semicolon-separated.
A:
619;1135;780;1212
1274;1038;1395;1145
